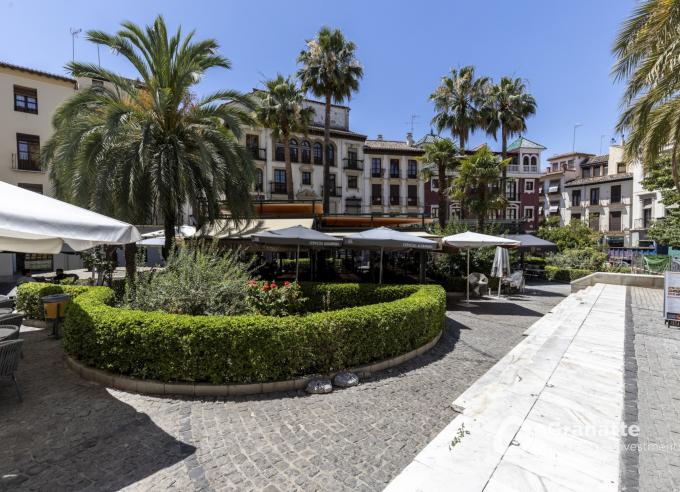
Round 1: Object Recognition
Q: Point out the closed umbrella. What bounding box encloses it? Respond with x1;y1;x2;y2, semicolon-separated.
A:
0;181;140;253
343;227;438;283
491;246;511;298
443;231;520;303
251;225;342;281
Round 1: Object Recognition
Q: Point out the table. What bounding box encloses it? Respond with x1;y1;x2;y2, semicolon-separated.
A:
0;326;19;342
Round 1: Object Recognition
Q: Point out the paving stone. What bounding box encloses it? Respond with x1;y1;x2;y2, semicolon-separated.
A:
0;282;568;491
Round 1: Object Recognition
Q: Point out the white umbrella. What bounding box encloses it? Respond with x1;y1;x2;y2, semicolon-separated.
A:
491;246;511;298
443;231;520;303
344;227;438;284
0;182;140;253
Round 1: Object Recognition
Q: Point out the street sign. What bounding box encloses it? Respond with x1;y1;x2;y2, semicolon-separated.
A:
663;271;680;325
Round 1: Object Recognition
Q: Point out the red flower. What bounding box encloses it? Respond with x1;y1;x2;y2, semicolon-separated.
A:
271;281;278;289
284;281;290;287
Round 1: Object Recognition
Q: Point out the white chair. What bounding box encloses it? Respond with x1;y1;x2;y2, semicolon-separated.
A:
502;270;525;294
468;272;489;297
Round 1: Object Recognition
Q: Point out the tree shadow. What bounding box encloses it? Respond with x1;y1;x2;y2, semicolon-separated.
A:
0;330;195;491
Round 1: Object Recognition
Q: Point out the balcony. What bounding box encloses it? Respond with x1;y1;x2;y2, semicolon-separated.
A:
371;168;384;178
522;166;539;173
389;171;401;179
634;218;656;230
547;185;560;194
371;196;382;206
389;196;401;206
270;182;288;194
406;196;420;207
248;147;267;161
508;165;519;173
343;157;363;171
407;172;418;179
11;153;43;173
322;186;342;197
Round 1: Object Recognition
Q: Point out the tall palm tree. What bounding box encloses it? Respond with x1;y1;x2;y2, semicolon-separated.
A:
430;66;490;150
483;76;536;218
297;27;363;214
255;75;314;200
451;147;509;230
44;16;256;277
613;0;680;193
420;138;460;229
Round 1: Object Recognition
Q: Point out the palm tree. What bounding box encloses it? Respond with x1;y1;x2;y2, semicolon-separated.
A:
451;147;509;230
420;138;460;229
613;0;680;193
297;27;363;214
255;75;314;200
430;66;490;150
44;16;256;277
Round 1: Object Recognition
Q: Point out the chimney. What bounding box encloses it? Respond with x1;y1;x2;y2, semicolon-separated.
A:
406;132;414;146
377;134;383;141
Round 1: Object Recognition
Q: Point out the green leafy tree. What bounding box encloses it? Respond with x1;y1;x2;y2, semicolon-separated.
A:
483;76;537;194
640;155;680;246
537;216;601;251
44;16;256;278
648;211;680;247
430;66;490;150
613;0;680;194
297;27;363;213
451;147;508;230
256;75;314;200
420;138;460;229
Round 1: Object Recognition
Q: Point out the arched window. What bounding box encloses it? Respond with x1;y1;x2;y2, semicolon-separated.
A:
255;168;263;192
275;141;285;161
313;143;323;164
301;140;311;163
523;155;530;168
530;156;537;168
326;143;335;166
289;138;299;162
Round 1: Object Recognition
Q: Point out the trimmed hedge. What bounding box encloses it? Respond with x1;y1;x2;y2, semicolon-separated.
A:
544;266;592;282
17;283;92;319
53;282;445;384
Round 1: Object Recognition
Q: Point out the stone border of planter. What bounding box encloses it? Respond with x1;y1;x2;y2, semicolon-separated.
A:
65;330;442;398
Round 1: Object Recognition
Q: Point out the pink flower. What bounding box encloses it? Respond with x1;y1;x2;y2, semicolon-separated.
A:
284;281;290;287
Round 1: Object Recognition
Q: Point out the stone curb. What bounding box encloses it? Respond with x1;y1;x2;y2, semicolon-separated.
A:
66;330;442;398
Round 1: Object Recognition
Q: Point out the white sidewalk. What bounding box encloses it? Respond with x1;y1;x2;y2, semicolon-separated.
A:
386;283;626;492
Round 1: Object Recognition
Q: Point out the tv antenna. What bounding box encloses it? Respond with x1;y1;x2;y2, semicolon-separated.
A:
70;28;82;62
405;114;419;133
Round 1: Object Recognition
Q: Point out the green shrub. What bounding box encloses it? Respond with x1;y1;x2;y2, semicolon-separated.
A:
16;283;92;319
545;247;607;271
300;282;421;311
544;266;592;282
127;244;252;315
62;283;445;384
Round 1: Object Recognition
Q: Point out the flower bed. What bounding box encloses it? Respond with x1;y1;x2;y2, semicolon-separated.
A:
19;282;445;384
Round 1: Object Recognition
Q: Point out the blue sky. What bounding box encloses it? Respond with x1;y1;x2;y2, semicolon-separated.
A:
1;0;635;164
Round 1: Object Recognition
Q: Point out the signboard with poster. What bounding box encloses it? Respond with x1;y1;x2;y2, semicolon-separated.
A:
664;271;680;325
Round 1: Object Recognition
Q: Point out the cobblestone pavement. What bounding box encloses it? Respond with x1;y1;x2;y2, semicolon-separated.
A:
629;287;680;491
0;282;568;492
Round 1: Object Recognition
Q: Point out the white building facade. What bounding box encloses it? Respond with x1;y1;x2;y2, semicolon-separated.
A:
539;152;592;225
631;160;666;247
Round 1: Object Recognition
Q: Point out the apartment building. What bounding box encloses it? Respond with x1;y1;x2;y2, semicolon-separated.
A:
539;152;593;224
242;98;425;216
562;145;633;246
630;160;666;247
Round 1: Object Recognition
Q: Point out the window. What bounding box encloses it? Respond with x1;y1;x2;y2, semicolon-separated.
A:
328;174;337;195
617;162;626;173
91;78;104;88
507;208;517;219
313;143;322;164
348;175;358;189
567;159;574;169
18;183;43;194
506;180;517;200
523;155;530;168
407;185;418;206
272;169;286;194
275;142;285;161
589;212;600;231
611;185;621;204
590;188;600;205
289;139;298;163
301;140;311;163
525;179;534;192
582;167;591;178
571;213;581;222
430;205;439;219
609;211;622;231
390;184;400;205
14;86;38;114
371;183;382;205
371;158;382;177
255;169;263;192
390;159;400;178
16;134;40;171
246;134;262;160
524;207;534;219
530;156;537;169
326;144;335;166
347;149;359;168
302;171;311;186
431;177;439;191
603;165;608;175
593;166;601;177
407;160;418;178
572;190;581;206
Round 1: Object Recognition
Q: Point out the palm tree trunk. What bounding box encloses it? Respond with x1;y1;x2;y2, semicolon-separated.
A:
438;163;447;229
124;243;137;281
284;134;294;200
501;125;508;220
673;146;680;196
478;186;486;231
322;94;332;214
163;214;176;259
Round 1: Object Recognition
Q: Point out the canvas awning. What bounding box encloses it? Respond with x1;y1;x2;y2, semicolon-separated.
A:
0;182;140;254
252;225;342;247
503;234;557;250
198;218;314;239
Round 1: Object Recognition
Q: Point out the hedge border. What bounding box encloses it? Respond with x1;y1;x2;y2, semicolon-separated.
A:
20;282;445;385
65;330;442;397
